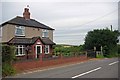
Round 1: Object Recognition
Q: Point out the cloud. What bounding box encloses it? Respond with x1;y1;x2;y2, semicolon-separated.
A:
1;2;118;45
1;0;120;2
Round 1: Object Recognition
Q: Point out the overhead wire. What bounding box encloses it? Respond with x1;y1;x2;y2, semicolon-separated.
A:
55;7;119;37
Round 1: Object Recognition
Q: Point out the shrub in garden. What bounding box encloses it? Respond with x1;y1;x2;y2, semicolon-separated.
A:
118;45;120;56
2;45;16;77
2;63;15;77
54;45;84;57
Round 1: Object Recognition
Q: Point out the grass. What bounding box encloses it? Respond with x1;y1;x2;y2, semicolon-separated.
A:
106;53;120;58
96;52;120;58
96;54;105;58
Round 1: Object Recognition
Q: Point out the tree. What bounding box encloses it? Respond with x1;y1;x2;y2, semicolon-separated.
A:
84;29;120;53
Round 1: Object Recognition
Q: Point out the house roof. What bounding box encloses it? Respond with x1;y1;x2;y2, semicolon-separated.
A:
8;37;56;45
8;37;32;45
41;37;56;45
1;16;54;30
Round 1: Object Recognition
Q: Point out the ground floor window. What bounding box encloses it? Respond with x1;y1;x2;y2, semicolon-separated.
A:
16;45;25;56
44;45;49;54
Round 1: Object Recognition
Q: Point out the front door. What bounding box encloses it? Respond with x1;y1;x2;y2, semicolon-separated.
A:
36;45;42;58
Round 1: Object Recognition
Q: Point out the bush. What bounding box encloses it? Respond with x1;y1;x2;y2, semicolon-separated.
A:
103;46;109;57
2;45;16;63
2;45;16;77
96;54;104;58
106;53;120;58
54;45;84;56
2;63;16;77
118;45;120;54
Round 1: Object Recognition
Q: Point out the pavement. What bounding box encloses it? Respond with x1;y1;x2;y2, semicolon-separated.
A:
6;58;119;78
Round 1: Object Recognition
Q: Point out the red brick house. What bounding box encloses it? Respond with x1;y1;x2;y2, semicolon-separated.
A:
1;7;55;60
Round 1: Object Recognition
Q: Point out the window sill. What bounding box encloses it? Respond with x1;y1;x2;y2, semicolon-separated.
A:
45;53;49;54
15;36;25;37
15;34;25;37
42;37;49;38
16;54;25;56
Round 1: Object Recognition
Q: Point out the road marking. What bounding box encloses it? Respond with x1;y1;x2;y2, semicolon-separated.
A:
72;67;101;78
109;61;119;66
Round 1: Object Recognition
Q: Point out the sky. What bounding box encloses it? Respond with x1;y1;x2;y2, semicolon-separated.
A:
0;0;120;45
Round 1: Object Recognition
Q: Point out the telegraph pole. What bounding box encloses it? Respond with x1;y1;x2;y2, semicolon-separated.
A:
110;25;113;31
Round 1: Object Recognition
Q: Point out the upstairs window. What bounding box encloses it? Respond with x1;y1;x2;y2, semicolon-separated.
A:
42;29;48;37
15;25;25;36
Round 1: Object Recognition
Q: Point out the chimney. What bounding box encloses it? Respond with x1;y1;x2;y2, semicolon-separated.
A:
23;7;30;20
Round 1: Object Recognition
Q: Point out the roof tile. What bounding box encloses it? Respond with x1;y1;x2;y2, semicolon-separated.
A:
2;16;54;30
8;37;56;45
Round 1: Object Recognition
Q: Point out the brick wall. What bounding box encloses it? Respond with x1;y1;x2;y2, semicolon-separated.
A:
12;55;88;73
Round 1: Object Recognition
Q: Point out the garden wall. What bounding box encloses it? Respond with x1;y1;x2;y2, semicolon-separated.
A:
12;55;88;73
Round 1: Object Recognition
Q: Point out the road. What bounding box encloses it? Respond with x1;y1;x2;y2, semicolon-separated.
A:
8;58;119;78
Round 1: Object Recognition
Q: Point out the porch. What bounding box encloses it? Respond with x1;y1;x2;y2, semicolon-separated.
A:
8;37;56;60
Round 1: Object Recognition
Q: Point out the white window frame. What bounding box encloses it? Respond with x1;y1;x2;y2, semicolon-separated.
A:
42;29;48;37
36;45;42;54
15;25;25;36
44;45;49;54
16;45;25;56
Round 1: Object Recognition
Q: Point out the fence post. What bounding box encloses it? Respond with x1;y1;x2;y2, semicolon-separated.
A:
75;53;77;57
101;46;103;56
85;51;87;58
